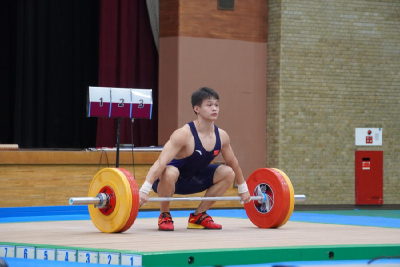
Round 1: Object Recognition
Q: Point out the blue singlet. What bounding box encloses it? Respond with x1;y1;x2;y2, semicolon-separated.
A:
152;121;222;195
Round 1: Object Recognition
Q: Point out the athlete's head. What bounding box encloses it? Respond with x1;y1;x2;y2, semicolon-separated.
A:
191;87;219;115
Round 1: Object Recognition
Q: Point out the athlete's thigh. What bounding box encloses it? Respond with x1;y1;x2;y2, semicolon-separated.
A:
213;164;234;184
152;165;179;193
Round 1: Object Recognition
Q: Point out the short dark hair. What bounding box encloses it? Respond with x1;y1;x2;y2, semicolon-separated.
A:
191;87;219;115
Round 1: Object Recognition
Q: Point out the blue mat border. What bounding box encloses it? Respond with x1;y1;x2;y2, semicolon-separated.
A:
1;206;400;228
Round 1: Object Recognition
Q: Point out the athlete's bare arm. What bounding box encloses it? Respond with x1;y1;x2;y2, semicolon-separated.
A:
146;127;191;183
219;129;251;203
139;126;191;206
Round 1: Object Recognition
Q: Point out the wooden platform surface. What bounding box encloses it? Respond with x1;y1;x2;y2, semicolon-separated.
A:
1;218;400;252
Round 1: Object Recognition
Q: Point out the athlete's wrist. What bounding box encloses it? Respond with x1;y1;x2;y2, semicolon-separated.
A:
237;182;248;194
139;181;153;194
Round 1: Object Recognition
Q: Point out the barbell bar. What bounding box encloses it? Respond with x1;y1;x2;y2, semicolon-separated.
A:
69;194;306;206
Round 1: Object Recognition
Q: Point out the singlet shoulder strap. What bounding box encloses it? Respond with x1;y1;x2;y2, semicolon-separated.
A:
213;124;221;150
187;121;202;149
213;124;220;140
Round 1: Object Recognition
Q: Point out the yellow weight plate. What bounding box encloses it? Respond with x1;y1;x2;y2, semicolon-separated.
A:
88;168;132;233
272;168;294;227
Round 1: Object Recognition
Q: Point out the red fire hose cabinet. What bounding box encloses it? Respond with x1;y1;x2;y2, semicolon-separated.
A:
355;151;383;205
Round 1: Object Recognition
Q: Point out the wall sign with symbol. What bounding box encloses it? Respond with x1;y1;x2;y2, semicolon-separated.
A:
355;128;382;146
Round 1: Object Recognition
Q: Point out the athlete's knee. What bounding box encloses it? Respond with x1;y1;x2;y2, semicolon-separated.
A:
221;166;235;184
160;166;179;184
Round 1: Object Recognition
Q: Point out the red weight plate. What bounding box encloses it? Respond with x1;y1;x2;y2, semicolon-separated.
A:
117;168;140;233
244;168;290;228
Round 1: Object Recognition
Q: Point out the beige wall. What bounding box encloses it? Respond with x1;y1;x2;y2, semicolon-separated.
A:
267;0;400;204
159;37;267;179
158;1;268;179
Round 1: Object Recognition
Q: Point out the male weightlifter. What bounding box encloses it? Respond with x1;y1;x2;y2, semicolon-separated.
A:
139;87;251;231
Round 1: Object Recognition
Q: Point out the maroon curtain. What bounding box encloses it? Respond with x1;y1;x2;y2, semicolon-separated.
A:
96;0;158;147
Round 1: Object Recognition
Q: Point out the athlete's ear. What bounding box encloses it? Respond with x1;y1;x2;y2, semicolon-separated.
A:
194;105;200;115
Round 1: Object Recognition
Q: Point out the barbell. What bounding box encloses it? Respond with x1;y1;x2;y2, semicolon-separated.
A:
69;168;306;233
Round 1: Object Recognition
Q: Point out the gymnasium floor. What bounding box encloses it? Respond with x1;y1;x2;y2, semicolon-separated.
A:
1;207;400;267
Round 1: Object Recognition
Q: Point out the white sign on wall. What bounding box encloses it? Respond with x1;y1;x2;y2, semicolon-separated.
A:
355;128;382;146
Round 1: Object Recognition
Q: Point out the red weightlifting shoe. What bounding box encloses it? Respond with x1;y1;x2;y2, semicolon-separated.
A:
158;212;174;231
187;212;222;230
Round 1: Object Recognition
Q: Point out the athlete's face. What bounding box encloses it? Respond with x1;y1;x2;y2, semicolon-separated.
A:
195;98;219;120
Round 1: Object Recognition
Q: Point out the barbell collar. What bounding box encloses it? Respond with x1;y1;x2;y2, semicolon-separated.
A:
69;194;306;206
95;193;109;209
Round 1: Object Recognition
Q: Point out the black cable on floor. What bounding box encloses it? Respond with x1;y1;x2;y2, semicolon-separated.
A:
98;150;109;171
